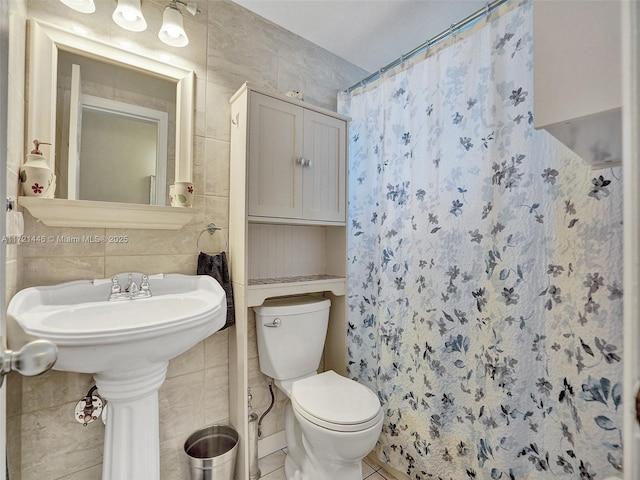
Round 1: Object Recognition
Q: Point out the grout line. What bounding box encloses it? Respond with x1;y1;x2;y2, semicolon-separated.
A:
259;447;399;480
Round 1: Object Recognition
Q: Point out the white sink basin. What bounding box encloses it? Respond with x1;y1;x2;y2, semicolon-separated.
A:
8;273;226;373
7;272;227;480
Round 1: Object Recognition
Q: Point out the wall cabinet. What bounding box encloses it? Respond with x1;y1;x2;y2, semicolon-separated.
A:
227;83;349;480
533;0;622;169
247;91;346;223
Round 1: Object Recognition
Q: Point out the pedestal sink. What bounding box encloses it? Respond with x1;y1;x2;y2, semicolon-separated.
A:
7;273;227;480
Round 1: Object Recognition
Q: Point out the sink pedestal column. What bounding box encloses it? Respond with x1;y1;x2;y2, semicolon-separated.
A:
94;362;169;480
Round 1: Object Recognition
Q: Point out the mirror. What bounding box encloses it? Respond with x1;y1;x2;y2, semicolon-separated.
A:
22;20;195;229
56;51;174;205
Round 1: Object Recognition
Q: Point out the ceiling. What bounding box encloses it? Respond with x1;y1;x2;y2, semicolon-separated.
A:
231;0;487;73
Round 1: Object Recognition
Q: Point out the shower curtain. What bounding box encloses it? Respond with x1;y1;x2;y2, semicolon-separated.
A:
338;3;623;479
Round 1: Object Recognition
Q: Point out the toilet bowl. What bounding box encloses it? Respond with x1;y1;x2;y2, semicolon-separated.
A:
291;371;383;479
254;296;383;480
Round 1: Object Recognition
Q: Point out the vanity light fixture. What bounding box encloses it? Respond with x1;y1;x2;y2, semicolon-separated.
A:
59;0;96;14
112;0;147;32
158;0;200;47
58;0;200;48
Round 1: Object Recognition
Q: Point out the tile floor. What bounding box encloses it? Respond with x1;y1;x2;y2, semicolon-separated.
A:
258;449;400;480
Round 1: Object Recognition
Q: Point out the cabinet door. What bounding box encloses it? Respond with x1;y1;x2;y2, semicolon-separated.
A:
302;110;346;223
533;0;621;167
248;92;303;219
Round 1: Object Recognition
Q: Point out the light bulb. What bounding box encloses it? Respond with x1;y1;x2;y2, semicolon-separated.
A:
122;10;138;22
158;5;188;47
166;27;181;39
112;0;147;32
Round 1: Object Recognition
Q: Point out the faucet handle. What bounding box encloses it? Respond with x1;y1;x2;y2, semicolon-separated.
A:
111;276;121;294
138;274;152;298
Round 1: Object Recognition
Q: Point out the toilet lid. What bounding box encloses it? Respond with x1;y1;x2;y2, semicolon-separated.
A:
292;371;382;432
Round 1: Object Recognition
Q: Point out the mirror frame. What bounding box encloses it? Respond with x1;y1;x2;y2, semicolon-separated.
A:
21;20;196;230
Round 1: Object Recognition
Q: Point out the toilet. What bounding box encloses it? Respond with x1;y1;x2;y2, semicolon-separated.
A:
254;296;383;480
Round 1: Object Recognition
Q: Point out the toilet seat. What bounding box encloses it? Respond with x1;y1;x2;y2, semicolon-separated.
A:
291;371;382;433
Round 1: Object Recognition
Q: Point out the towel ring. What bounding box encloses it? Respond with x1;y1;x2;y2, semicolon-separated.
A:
196;223;228;252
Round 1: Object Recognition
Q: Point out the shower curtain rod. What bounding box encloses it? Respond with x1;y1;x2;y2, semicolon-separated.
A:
343;0;509;93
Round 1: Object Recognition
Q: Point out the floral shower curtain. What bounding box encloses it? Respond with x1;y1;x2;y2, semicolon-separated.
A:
338;3;623;479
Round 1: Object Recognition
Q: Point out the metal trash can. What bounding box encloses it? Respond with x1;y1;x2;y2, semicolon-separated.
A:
184;425;239;480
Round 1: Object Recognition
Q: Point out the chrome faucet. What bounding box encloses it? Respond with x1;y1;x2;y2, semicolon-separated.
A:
124;273;138;294
109;273;152;301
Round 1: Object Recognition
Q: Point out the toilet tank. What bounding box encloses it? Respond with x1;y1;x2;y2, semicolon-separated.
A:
254;296;331;381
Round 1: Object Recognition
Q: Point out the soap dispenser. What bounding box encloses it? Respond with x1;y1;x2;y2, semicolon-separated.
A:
20;140;55;198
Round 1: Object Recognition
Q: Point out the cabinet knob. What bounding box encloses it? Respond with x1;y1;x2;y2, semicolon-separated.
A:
296;157;312;167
